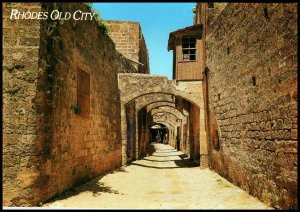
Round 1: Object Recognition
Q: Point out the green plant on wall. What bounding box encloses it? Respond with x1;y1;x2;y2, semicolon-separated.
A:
84;2;93;8
44;3;65;36
45;21;58;36
45;19;65;36
84;2;111;35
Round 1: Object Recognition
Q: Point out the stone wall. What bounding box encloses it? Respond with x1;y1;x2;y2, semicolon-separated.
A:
106;20;149;74
3;2;123;206
138;30;150;74
125;101;137;162
3;2;43;206
205;3;297;209
116;51;137;73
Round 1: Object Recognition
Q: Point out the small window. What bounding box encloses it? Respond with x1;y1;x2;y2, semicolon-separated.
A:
77;68;90;117
252;76;256;86
182;36;197;61
263;7;269;20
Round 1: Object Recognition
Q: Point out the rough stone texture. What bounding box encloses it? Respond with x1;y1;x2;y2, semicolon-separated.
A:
118;74;202;107
135;93;174;112
3;2;43;207
152;113;178;132
151;107;187;124
204;3;297;209
116;51;137;73
147;102;176;112
118;73;207;167
3;2;123;206
106;20;150;74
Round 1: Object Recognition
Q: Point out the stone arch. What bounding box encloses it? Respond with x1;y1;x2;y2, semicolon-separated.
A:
135;93;174;112
150;106;187;123
152;113;179;135
151;110;184;135
152;110;182;121
146;102;189;119
151;121;175;130
152;114;179;148
149;122;169;144
146;102;176;112
119;73;201;109
152;113;177;128
149;121;176;145
118;73;207;168
124;92;200;110
148;105;190;151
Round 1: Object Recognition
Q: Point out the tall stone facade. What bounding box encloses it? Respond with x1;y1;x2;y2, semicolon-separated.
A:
106;20;150;74
3;2;43;206
2;2;132;206
195;3;297;209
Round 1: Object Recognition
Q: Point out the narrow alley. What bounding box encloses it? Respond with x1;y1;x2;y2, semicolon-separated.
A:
3;3;297;210
43;143;271;209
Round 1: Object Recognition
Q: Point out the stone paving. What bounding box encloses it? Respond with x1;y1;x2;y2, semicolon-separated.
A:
43;143;272;209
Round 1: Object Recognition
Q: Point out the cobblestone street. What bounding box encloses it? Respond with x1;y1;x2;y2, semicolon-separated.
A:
44;143;272;209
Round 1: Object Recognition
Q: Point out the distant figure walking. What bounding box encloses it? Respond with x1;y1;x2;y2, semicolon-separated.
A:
163;133;168;144
156;133;160;143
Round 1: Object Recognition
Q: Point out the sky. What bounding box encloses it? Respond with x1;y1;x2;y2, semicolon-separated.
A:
93;3;196;79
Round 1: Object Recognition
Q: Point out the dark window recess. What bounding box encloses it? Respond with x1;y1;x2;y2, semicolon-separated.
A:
182;36;197;61
208;3;214;8
264;7;269;19
218;94;221;101
252;76;256;86
77;68;90;117
227;47;230;55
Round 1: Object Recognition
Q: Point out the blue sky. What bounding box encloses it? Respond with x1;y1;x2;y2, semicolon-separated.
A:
93;3;196;79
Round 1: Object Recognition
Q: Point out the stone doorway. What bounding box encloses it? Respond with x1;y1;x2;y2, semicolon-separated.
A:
150;123;169;144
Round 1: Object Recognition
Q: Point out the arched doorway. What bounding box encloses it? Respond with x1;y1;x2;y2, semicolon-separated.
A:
150;123;169;144
118;73;208;168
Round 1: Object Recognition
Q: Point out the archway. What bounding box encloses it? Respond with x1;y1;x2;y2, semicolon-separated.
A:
150;123;169;144
118;73;207;168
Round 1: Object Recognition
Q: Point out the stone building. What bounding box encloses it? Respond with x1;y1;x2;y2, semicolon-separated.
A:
118;73;207;166
192;3;297;210
3;2;201;207
106;20;150;74
2;2;146;206
2;2;297;210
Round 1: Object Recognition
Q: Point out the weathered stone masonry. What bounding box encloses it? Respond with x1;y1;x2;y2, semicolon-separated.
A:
3;2;297;210
118;73;207;167
106;20;150;74
3;3;125;206
3;3;43;206
195;3;297;209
